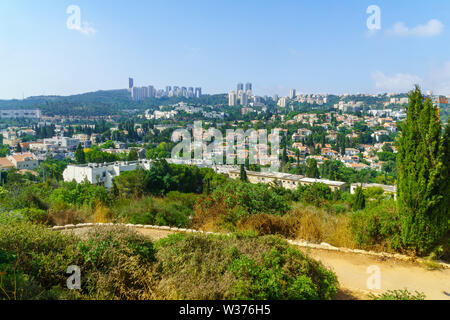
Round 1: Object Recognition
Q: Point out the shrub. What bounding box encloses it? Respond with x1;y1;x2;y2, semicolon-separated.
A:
115;196;193;228
350;201;402;251
154;233;338;300
296;183;333;207
192;180;291;231
16;207;48;224
50;181;111;208
369;289;426;300
75;226;157;300
0;221;80;294
0;222;157;300
47;205;89;226
237;214;296;239
0;210;26;224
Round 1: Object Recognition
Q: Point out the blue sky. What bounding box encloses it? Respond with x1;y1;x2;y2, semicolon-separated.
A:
0;0;449;99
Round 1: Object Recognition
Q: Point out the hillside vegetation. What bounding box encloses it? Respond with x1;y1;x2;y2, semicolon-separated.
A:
0;222;338;300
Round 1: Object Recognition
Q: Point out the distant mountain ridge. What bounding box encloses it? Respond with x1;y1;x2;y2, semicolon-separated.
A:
0;89;228;117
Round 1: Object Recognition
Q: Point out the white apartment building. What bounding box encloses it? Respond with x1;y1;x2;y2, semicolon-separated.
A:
228;170;346;191
228;91;237;106
147;110;178;120
63;160;153;189
44;136;80;150
289;89;296;99
345;148;360;156
277;97;288;108
63;158;240;189
238;91;248;106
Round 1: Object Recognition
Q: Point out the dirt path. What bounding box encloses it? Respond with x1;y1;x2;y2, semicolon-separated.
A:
297;247;450;300
63;226;450;300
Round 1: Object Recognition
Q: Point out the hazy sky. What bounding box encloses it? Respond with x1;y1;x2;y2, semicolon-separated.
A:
0;0;449;99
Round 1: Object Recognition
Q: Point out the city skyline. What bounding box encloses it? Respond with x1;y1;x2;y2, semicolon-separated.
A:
1;1;450;99
128;77;203;100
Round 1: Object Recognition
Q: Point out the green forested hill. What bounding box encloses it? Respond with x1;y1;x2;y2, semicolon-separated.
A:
0;90;228;117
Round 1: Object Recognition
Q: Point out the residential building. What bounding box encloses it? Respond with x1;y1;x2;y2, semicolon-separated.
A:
238;91;248;106
128;77;134;91
278;97;288;107
289;89;296;99
63;160;153;189
44;136;80;150
228;91;237;106
228;170;346;191
0;153;39;171
345;148;360;156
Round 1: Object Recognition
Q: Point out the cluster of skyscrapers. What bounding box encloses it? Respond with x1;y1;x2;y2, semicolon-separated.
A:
128;78;202;101
228;82;253;106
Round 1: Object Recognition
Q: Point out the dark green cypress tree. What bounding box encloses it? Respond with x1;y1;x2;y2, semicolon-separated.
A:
75;143;86;164
240;164;248;182
282;146;288;164
306;158;319;178
396;86;449;254
354;185;366;210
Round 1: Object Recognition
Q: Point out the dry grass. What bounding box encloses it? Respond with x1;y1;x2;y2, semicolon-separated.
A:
93;203;113;223
193;196;357;249
235;204;356;249
191;195;228;232
47;206;91;226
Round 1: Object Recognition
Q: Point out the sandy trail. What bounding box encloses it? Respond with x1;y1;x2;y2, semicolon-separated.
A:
297;247;450;300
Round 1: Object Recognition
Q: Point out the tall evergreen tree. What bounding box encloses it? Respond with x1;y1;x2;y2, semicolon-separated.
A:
396;86;449;254
354;185;366;210
306;158;319;178
239;164;248;182
282;146;288;164
127;148;139;161
75;143;86;164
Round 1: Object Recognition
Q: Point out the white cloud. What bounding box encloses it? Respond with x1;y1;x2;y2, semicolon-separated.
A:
371;71;422;92
424;61;450;95
388;19;443;37
372;61;450;95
